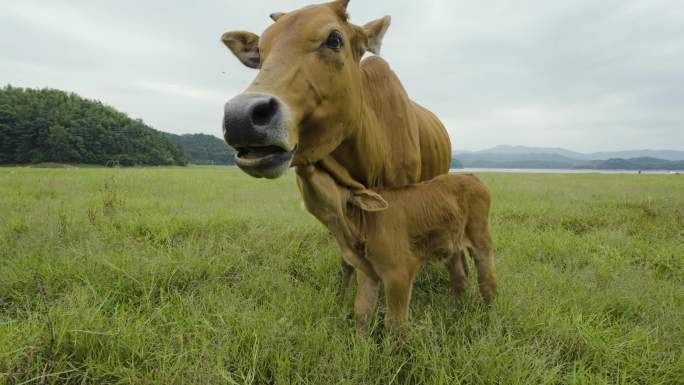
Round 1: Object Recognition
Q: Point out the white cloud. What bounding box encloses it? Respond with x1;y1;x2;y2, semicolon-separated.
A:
2;1;176;55
134;81;230;103
1;0;682;151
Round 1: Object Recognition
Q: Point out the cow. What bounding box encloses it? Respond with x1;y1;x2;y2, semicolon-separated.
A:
296;163;495;332
221;0;452;317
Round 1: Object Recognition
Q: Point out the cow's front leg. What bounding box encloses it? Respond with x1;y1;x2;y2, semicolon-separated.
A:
354;271;379;335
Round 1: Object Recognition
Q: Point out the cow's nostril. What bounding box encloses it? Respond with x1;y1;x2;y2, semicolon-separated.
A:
251;98;278;126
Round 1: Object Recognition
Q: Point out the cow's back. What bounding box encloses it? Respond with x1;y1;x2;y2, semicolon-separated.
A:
413;102;452;180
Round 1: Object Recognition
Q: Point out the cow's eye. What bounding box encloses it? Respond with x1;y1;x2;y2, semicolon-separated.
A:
323;31;343;50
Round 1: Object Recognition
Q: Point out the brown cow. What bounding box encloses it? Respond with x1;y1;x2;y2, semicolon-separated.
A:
296;163;496;332
221;0;451;184
221;1;452;313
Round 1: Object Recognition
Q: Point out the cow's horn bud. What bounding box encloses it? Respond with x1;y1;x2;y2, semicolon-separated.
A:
270;12;285;22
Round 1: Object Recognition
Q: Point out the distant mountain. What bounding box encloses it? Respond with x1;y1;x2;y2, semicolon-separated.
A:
582;157;684;171
452;145;684;170
165;133;235;165
583;150;684;162
474;145;586;159
457;152;586;167
465;145;684;161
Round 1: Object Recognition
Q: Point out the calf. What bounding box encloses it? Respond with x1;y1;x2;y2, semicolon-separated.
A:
296;164;496;332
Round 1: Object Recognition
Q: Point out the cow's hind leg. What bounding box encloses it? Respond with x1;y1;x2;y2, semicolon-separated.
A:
446;250;468;302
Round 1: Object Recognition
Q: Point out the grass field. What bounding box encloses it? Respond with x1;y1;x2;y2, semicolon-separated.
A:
1;166;683;384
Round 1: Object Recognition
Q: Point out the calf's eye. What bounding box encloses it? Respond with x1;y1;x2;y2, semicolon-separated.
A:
324;31;343;50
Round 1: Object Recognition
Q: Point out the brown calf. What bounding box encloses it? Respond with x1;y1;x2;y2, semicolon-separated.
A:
296;164;496;333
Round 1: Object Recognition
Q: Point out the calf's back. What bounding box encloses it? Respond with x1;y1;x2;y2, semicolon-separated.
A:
363;174;491;261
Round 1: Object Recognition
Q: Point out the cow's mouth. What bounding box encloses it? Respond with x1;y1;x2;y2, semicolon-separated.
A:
233;145;294;179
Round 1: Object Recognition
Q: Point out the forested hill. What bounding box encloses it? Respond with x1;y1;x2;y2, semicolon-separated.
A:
165;133;235;165
0;86;187;166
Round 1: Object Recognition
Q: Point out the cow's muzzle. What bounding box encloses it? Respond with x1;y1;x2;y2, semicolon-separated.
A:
223;93;294;179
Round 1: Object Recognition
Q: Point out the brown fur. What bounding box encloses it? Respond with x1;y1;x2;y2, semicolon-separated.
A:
297;164;496;333
223;2;451;184
223;1;453;319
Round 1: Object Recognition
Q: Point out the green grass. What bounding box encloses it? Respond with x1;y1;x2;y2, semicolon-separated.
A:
1;166;683;384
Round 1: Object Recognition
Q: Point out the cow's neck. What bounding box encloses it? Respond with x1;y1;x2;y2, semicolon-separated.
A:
333;108;385;187
331;56;420;188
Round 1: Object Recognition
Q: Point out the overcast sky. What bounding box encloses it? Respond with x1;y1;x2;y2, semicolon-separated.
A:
1;0;682;152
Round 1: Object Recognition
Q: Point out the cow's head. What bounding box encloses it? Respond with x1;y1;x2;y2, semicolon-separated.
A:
221;0;391;178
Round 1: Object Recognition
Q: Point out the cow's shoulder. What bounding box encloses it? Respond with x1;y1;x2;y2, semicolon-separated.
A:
360;55;399;86
360;55;391;72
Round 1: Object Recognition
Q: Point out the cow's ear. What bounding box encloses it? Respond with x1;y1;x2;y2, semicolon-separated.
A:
363;15;391;54
221;31;260;69
351;190;388;212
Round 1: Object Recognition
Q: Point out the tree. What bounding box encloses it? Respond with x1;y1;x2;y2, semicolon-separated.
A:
0;86;187;166
165;133;235;165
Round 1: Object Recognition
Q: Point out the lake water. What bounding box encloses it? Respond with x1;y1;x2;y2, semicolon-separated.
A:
451;168;682;175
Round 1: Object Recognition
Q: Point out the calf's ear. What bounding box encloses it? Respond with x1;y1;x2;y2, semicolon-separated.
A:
221;31;260;69
363;15;391;54
351;190;389;212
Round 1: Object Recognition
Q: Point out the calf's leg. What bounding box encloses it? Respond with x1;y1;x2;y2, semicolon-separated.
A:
447;250;468;302
383;262;419;331
471;245;496;304
467;216;496;305
340;260;355;300
462;249;470;277
354;271;379;335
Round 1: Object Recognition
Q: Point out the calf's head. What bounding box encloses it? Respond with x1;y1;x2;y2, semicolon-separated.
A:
297;163;389;215
222;0;391;178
